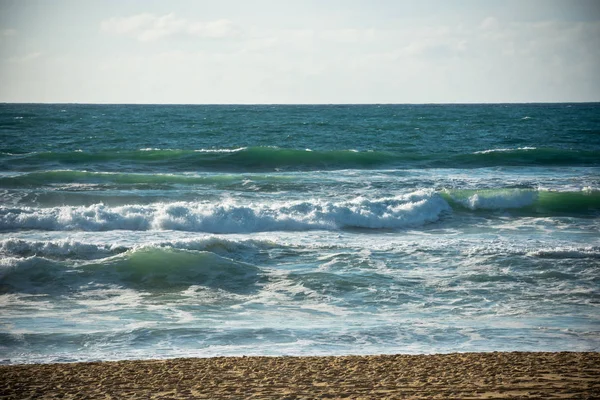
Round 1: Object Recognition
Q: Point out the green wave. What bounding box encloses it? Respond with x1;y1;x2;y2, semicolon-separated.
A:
0;170;291;188
9;147;395;168
443;188;600;215
449;148;600;167
89;248;265;292
536;190;600;214
2;146;598;172
1;247;266;294
220;147;398;169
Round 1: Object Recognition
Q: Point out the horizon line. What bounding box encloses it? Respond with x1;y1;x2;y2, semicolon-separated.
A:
2;101;600;106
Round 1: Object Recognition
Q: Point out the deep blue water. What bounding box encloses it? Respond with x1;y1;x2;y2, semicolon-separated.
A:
1;103;599;364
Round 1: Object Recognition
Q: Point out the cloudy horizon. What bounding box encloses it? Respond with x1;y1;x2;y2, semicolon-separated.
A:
1;0;599;104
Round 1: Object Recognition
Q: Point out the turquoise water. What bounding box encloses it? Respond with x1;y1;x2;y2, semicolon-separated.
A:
1;103;599;364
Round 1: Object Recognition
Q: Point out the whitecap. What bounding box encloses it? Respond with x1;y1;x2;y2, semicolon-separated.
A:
473;147;537;154
0;190;451;233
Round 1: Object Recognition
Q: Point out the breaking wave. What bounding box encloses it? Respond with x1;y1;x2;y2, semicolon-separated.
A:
527;246;600;259
1;188;597;234
0;191;451;233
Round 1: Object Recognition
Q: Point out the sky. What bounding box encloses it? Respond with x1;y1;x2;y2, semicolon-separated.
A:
0;0;599;104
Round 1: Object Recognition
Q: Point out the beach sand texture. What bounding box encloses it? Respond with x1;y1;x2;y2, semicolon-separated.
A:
1;352;599;399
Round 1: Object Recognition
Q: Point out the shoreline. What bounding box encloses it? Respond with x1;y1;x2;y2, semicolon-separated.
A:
1;352;599;399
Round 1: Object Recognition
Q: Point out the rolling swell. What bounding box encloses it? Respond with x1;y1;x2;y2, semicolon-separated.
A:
443;188;600;215
89;248;265;292
1;147;398;172
0;170;294;188
1;247;265;294
2;146;597;172
452;147;600;167
0;237;279;262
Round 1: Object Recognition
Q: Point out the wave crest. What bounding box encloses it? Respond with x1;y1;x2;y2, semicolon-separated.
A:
527;246;600;259
0;191;451;233
0;239;126;260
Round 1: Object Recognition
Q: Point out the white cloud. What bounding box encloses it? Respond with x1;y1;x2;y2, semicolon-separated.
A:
479;17;499;30
8;52;42;63
100;13;239;42
188;19;240;38
100;13;155;35
1;29;17;37
3;4;599;103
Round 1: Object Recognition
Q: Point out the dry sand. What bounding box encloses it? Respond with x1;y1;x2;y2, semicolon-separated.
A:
1;352;599;399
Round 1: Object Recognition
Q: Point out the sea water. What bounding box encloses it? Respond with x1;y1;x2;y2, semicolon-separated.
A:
0;103;599;364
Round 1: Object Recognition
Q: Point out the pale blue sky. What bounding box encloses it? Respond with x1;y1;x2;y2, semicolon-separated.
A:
1;0;599;103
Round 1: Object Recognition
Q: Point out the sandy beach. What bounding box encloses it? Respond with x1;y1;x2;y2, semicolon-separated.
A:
1;352;598;399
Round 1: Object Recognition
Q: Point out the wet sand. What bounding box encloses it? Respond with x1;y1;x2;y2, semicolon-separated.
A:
1;352;599;399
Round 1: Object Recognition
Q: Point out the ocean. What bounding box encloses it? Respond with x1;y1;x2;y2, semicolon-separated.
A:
1;103;599;364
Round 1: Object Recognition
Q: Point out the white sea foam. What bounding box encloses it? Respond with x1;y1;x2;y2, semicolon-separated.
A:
193;147;247;153
582;186;599;194
71;287;145;311
138;148;247;153
527;246;600;259
0;190;451;233
0;255;53;279
0;238;125;259
474;147;537;154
